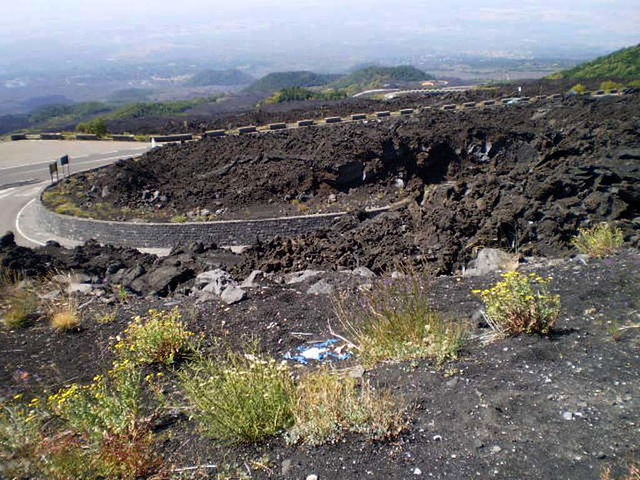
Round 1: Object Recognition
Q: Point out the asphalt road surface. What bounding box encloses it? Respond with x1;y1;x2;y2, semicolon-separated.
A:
0;140;151;246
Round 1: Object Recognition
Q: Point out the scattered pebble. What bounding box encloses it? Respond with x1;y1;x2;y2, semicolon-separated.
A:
413;467;422;475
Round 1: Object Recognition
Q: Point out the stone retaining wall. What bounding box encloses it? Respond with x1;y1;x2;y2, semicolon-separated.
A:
35;191;388;247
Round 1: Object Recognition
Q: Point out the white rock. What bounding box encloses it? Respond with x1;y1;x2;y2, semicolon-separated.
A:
413;468;422;475
197;269;234;294
391;271;405;279
306;279;333;295
352;266;376;278
240;270;264;288
66;283;93;294
463;248;519;277
285;270;323;285
220;286;246;305
490;445;502;454
306;475;319;480
562;411;574;421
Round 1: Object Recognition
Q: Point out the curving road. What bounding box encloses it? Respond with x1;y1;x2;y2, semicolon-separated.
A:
0;141;151;246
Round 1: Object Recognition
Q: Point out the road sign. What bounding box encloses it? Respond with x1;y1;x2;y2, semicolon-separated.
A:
49;161;59;183
60;155;69;166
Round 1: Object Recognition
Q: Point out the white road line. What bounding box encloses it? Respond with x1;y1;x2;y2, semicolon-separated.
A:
0;149;149;172
15;185;45;198
16;198;46;246
0;187;17;200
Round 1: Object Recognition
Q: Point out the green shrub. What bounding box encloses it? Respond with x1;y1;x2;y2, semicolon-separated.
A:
48;360;143;440
473;271;560;337
114;308;194;365
571;222;624;258
76;117;107;137
180;347;295;444
288;367;406;445
0;402;41;478
599;80;624;91
170;214;188;223
335;276;466;367
570;83;587;94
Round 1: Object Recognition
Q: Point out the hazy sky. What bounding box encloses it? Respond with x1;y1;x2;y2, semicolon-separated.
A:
1;0;638;70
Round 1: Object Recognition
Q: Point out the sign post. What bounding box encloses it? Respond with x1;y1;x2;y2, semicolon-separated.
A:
49;162;59;183
60;155;69;177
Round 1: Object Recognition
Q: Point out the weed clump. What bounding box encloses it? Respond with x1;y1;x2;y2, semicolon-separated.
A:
50;303;82;331
288;367;406;446
572;222;624;258
473;271;560;337
180;347;295;444
114;308;194;365
335;276;466;367
1;282;39;329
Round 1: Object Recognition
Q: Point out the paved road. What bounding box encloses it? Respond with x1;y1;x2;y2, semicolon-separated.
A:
0;141;151;246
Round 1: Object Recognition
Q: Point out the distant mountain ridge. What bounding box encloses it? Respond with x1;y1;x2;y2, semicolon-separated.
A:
185;69;255;87
548;44;640;79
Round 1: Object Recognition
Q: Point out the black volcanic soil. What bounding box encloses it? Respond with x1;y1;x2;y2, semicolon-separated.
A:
51;93;640;277
1;243;638;479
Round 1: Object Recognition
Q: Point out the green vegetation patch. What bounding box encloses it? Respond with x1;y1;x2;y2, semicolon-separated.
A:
572;222;624;259
336;276;467;367
547;44;640;79
332;65;433;93
473;272;561;338
246;71;343;93
259;87;348;106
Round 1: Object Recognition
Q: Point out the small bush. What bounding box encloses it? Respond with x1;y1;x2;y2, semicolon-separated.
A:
50;302;81;331
114;308;194;365
572;222;624;258
0;403;41;478
2;288;39;329
601;460;639;480
288;367;406;445
570;83;587;94
180;347;295;444
76;117;107;137
170;214;188;223
599;80;624;91
473;271;560;337
335;276;466;367
48;360;143;440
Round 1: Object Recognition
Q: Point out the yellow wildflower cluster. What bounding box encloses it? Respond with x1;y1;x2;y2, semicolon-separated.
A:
47;361;142;439
114;308;194;365
473;271;560;336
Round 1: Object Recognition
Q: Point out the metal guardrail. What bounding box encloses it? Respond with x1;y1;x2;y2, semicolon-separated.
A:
13;89;628;144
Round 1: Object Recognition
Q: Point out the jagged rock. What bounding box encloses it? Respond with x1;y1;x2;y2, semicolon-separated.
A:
285;270;323;285
240;270;264;288
220;285;246;304
133;265;194;296
0;231;15;250
196;269;233;294
352;266;376;278
463;248;519;277
66;283;93;294
307;279;333;295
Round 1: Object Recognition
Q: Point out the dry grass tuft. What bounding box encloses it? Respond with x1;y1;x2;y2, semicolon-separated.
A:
288;366;406;445
51;306;82;332
335;275;466;367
